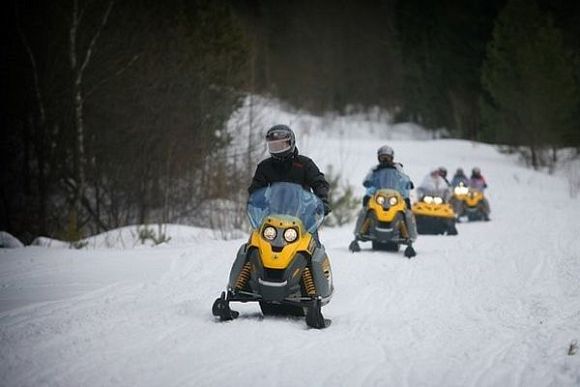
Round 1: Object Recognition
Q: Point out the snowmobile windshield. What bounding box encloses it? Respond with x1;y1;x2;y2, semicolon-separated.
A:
372;168;411;196
247;182;325;233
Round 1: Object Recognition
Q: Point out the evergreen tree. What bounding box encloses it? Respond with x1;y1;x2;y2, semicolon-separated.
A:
481;0;579;167
394;0;502;138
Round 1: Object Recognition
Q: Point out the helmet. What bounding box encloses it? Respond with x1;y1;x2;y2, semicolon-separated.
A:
472;167;481;175
438;166;447;178
266;125;295;160
377;145;394;164
455;168;464;176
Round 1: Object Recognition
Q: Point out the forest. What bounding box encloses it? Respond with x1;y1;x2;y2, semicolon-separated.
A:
3;0;580;242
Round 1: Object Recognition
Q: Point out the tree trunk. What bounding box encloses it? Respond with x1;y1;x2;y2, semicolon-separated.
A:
530;144;538;170
68;0;114;239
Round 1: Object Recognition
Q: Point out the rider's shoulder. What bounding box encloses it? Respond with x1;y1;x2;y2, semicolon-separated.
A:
294;154;316;166
372;163;404;173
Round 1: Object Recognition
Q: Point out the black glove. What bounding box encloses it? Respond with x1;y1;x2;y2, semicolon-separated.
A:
323;201;332;216
362;195;370;207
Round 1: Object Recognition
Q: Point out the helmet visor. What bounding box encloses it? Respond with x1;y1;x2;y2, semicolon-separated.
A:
267;138;292;154
378;154;393;163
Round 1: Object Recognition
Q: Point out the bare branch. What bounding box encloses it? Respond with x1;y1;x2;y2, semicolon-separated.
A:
15;3;45;125
78;0;114;80
70;0;79;70
86;54;141;97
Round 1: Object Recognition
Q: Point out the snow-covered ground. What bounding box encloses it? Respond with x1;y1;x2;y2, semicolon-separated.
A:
1;106;580;386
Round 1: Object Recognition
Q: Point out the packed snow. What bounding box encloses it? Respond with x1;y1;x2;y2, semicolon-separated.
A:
1;104;580;387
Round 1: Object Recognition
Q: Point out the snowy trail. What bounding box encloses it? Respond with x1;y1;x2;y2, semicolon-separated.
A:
2;135;580;386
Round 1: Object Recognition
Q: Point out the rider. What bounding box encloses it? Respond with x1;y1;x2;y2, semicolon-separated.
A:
450;168;469;187
438;166;450;186
352;145;417;243
449;168;470;218
469;167;491;221
417;169;452;202
248;124;331;218
469;167;488;190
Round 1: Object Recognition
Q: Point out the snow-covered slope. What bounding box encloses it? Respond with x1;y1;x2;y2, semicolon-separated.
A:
1;117;579;386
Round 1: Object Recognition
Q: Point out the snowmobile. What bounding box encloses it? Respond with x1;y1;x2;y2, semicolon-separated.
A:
348;168;416;257
449;182;469;217
457;187;488;221
412;192;458;235
212;182;333;329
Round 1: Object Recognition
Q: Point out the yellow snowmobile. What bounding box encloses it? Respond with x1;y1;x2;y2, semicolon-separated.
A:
412;192;458;235
212;182;333;329
449;182;469;217
348;167;417;257
460;188;488;221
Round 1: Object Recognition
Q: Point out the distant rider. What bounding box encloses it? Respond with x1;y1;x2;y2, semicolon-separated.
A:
469;167;487;191
449;168;470;217
469;167;491;221
351;145;417;245
450;168;469;187
417;169;452;202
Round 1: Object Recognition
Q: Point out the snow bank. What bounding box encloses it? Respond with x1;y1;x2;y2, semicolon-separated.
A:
0;231;24;248
27;224;238;250
30;236;70;248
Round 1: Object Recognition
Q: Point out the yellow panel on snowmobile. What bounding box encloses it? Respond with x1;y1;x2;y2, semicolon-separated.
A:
368;189;407;222
249;215;314;270
412;202;455;219
464;190;484;207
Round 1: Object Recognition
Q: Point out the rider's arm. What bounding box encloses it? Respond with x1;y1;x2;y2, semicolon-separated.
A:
362;169;375;188
304;159;331;214
248;161;268;194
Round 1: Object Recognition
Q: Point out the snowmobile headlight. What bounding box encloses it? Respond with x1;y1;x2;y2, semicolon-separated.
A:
283;228;298;243
376;195;386;205
454;186;468;195
423;196;434;204
262;226;277;241
433;197;443;205
389;196;398;206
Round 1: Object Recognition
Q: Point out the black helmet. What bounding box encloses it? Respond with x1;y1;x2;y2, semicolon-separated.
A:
438;166;447;178
377;145;394;164
266;125;295;160
472;167;481;176
455;168;464;176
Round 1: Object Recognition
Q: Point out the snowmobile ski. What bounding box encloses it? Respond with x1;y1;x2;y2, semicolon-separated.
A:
212;291;239;321
305;298;330;329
